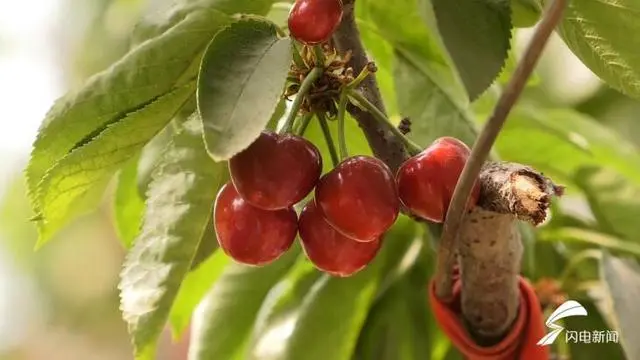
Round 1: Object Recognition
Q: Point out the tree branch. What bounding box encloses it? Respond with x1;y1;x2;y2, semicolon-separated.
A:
457;162;562;343
332;0;409;172
434;0;568;300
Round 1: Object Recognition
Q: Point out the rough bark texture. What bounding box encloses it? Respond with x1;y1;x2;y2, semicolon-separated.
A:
458;161;562;344
332;1;409;173
458;209;522;344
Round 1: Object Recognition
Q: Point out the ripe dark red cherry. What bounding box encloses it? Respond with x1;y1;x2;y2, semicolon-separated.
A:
229;130;322;210
298;200;381;277
315;155;400;242
396;137;481;223
214;182;298;266
288;0;344;45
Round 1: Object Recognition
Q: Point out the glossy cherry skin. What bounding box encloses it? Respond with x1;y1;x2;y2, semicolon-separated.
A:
315;155;400;242
214;182;298;266
298;200;381;277
396;137;481;223
288;0;344;45
229;130;322;210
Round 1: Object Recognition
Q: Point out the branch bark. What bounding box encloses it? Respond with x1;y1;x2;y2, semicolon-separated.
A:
332;0;409;173
458;161;561;344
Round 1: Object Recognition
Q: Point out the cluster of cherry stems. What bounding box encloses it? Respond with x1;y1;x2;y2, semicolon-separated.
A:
214;0;481;277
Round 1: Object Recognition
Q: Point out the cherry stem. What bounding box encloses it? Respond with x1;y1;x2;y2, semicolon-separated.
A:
347;90;422;156
433;0;568;301
280;66;323;134
313;45;326;66
318;112;339;167
292;42;306;68
295;112;314;136
337;91;349;160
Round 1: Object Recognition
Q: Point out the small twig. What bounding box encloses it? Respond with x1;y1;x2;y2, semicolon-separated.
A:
318;113;339;166
434;0;568;300
337;91;349;159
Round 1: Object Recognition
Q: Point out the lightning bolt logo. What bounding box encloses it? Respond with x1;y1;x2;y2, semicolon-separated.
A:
537;300;588;346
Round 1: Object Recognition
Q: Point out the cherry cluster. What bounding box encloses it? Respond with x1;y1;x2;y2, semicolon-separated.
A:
214;132;480;277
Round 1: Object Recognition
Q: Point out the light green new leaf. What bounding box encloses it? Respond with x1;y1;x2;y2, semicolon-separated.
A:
26;8;231;212
558;0;640;98
35;83;195;246
426;0;511;100
119;114;227;360
601;252;640;359
114;156;146;250
189;246;299;360
169;249;230;338
360;0;478;147
197;18;292;161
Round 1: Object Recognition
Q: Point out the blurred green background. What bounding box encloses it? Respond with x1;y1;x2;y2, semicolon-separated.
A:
1;0;639;359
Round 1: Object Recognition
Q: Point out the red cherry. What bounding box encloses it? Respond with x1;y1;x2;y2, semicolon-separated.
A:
298;200;381;277
396;137;481;223
229;130;322;210
288;0;344;45
214;182;297;266
315;155;400;242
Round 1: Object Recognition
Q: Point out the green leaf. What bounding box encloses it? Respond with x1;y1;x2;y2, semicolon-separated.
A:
277;271;380;360
190;211;221;271
538;227;640;257
426;0;512;100
136;122;176;196
34;82;195;246
113;156;145;250
558;0;640;98
198;18;292;161
189;246;299;360
359;0;478;147
266;2;293;29
600;252;640;359
118;114;227;359
492;106;640;188
394;57;478;147
169;249;230;337
132;0;277;46
510;0;541;28
575;167;640;242
246;257;322;360
355;267;431;360
26;8;231;212
355;4;400;117
262;220;418;360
